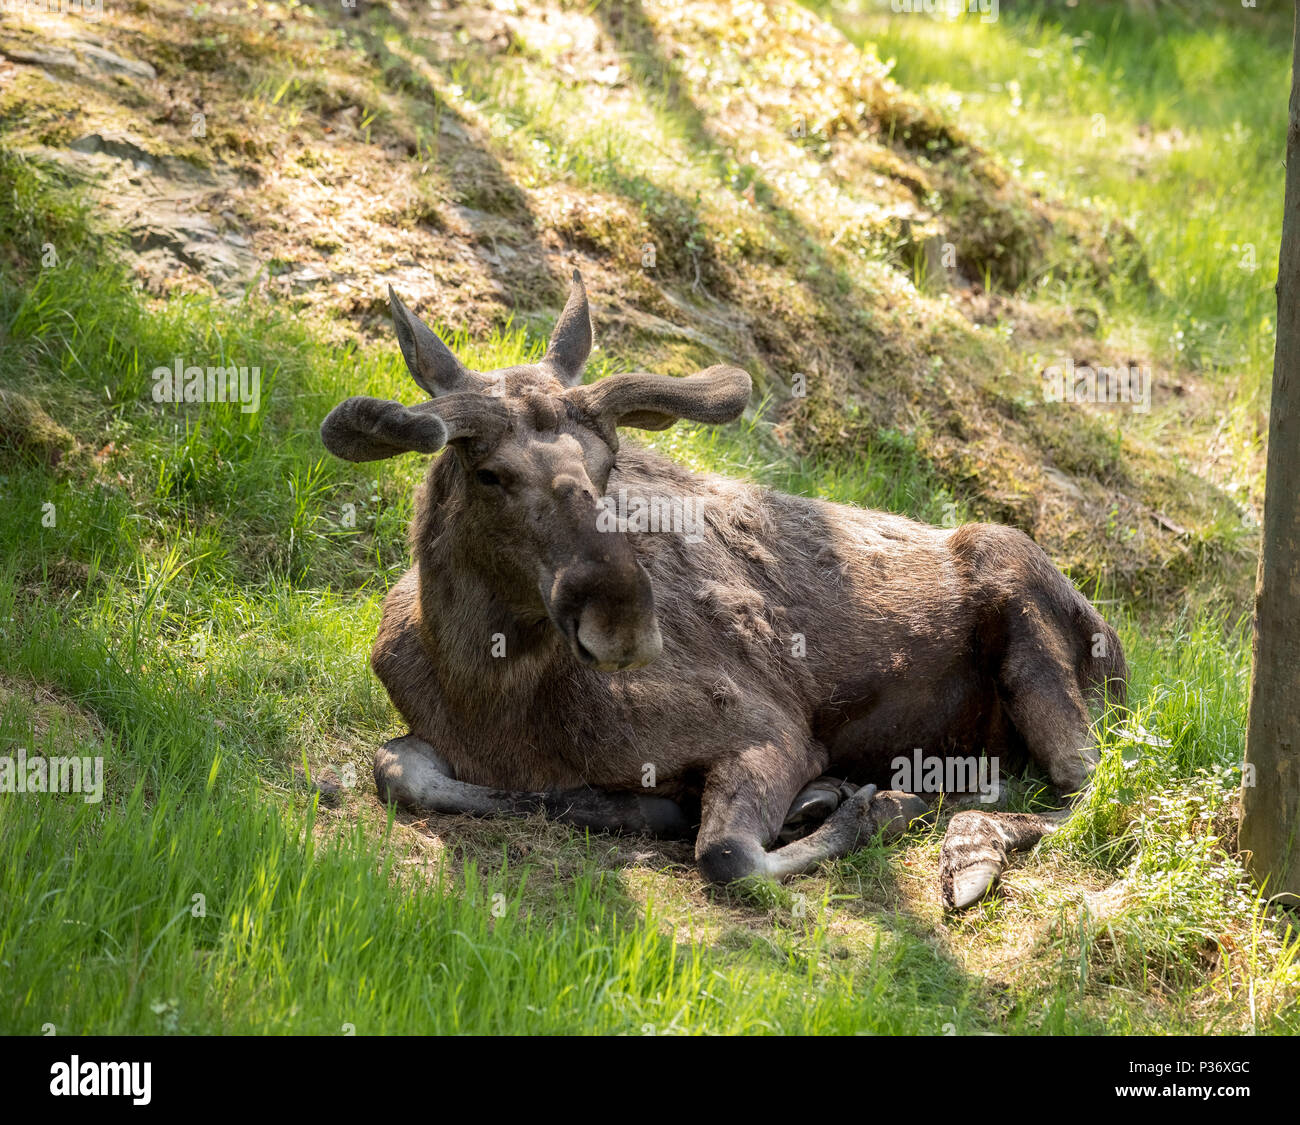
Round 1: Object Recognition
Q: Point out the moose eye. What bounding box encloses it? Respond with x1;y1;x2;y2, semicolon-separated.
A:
475;469;503;488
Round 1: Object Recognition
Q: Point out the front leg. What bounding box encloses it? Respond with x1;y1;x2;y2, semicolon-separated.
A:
374;734;691;838
694;736;929;884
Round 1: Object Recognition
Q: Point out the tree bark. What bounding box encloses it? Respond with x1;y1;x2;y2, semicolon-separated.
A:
1241;1;1300;907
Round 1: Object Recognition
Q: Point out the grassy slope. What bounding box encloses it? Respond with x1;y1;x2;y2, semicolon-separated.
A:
0;0;1298;1034
815;0;1283;518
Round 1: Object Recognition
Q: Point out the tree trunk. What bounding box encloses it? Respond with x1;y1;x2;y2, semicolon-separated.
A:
1241;1;1300;908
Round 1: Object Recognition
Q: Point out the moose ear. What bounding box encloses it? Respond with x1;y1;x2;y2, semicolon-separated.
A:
321;396;449;462
569;365;752;431
389;287;478;397
321;393;510;462
543;270;592;388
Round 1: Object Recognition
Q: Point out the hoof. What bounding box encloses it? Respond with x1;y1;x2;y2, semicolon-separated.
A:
778;776;848;842
939;811;1009;910
943;858;1003;910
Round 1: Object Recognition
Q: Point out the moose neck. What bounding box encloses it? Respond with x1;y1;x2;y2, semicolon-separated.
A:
413;456;562;717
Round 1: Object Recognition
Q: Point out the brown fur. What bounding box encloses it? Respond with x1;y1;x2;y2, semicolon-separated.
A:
323;273;1128;891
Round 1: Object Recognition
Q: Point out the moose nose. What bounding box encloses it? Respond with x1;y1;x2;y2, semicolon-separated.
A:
574;606;663;672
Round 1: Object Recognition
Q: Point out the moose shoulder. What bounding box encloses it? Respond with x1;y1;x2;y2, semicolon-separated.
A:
321;271;1127;908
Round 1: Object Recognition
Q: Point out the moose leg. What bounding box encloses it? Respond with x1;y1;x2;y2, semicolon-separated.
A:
939;809;1065;909
374;734;691;838
759;788;931;878
937;606;1102;908
998;601;1099;796
694;740;929;884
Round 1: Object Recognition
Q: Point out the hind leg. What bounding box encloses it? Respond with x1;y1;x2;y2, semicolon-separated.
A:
940;810;1065;908
998;599;1099;795
938;600;1102;907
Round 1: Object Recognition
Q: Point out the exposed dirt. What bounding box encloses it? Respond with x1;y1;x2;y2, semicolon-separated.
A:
0;1;1260;609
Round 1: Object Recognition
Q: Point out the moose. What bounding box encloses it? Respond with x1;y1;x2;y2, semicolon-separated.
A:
321;271;1127;908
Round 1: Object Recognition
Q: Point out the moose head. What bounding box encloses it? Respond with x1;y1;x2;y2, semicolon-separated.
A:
321;270;752;673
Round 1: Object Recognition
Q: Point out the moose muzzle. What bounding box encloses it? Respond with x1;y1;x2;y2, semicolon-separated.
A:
542;549;663;673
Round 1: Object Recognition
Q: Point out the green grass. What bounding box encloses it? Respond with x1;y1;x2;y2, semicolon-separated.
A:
2;3;1299;1034
0;151;997;1034
0;655;964;1036
812;0;1287;402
